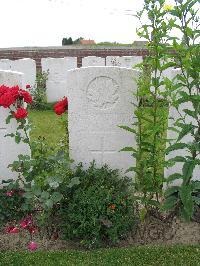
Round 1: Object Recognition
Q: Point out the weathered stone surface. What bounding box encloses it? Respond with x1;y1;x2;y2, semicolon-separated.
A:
41;57;77;102
0;70;30;182
82;56;105;67
66;66;139;174
106;56;143;68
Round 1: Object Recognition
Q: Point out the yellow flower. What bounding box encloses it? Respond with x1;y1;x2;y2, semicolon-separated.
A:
163;4;173;11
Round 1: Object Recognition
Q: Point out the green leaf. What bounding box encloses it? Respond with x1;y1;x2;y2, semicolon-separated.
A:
182;161;195;185
15;133;21;144
125;167;136;173
120;147;137;152
24;192;33;199
45;199;54;209
166;143;188;154
177;124;193;142
179;185;193;221
164;186;180;198
4;133;15;138
161;195;178;211
118;125;136;134
168;156;187;163
41;191;50;200
191;181;200;191
6;115;13;124
192;196;200;205
160;62;177;71
183;109;197;118
67;177;80;188
51;192;63;203
167;173;183;184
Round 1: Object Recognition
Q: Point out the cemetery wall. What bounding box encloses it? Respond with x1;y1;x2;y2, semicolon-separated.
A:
0;46;148;70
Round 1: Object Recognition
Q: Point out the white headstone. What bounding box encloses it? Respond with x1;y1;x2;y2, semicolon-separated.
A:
66;66;139;174
0;58;36;88
165;69;200;183
41;57;77;102
82;56;105;67
106;56;143;68
0;70;30;182
10;58;36;88
0;59;11;70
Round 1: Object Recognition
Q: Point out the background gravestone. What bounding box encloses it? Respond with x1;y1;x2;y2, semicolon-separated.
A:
106;56;143;68
0;58;36;88
10;58;36;88
82;56;105;67
41;57;77;102
0;70;30;182
66;66;139;174
0;59;11;70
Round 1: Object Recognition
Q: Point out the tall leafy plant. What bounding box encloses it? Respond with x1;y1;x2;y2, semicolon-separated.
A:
163;0;200;221
121;0;174;209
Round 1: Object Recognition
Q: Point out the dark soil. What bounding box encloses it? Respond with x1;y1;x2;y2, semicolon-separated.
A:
1;211;200;251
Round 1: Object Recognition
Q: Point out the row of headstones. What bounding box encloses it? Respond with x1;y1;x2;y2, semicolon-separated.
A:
41;56;143;102
0;67;199;183
0;56;143;103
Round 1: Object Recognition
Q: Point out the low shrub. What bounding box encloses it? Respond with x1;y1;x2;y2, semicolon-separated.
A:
0;186;25;229
59;162;137;248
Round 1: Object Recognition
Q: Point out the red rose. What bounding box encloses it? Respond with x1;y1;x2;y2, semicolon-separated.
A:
54;105;66;115
13;107;28;119
0;92;15;108
10;227;19;233
26;84;31;89
54;97;68;115
10;86;20;100
5;226;19;234
0;85;9;96
6;190;15;197
20;90;33;104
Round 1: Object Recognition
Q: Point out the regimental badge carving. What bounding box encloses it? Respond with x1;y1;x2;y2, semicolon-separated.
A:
87;76;119;110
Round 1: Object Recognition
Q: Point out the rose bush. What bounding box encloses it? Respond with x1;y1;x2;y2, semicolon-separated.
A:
0;87;73;250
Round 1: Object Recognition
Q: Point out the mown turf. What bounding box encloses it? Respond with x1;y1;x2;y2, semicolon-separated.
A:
0;246;200;266
29;110;67;148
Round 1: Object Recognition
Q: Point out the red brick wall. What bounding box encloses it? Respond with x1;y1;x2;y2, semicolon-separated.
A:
0;46;148;70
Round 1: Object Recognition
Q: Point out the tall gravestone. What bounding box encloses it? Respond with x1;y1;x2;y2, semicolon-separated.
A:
0;70;30;182
106;56;143;68
41;57;77;102
165;69;200;182
66;66;139;173
82;56;105;67
0;58;36;88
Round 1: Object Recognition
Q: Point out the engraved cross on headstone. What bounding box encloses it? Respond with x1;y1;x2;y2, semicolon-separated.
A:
90;135;116;164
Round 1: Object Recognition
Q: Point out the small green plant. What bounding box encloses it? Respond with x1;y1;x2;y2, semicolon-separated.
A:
30;71;49;110
59;162;136;249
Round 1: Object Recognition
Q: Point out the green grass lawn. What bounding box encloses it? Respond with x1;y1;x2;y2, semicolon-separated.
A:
29;110;67;148
1;246;200;266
